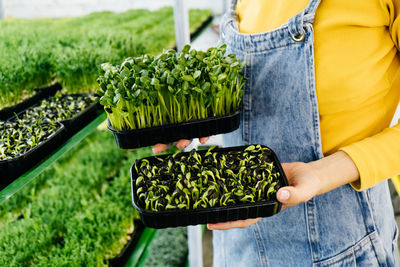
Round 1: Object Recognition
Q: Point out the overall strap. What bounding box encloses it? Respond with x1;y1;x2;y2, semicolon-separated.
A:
229;0;238;15
287;0;322;37
304;0;322;23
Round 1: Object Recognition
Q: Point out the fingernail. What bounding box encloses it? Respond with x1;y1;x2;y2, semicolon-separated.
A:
152;147;157;154
278;190;290;201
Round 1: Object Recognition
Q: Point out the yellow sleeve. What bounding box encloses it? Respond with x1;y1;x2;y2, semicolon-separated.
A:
340;121;400;191
340;0;400;191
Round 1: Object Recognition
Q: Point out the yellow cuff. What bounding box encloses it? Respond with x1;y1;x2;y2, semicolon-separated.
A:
339;144;376;191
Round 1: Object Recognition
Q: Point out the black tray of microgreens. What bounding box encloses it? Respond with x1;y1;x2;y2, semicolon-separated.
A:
131;145;288;228
108;220;145;267
0;83;62;121
25;93;101;136
98;44;246;149
0;119;65;186
108;110;240;149
0;93;99;185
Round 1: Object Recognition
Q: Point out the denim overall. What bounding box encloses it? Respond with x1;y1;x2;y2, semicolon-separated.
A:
215;0;399;266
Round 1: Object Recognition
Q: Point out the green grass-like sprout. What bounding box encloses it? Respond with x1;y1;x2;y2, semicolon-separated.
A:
0;94;96;160
97;44;246;131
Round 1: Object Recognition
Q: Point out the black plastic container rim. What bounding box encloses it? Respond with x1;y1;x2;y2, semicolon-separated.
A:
0;93;100;163
132;194;281;217
108;219;145;266
0;83;62;118
25;92;99;124
130;144;288;216
33;83;62;93
172;14;214;51
0;122;65;164
108;108;241;134
5;92;99;127
56;93;101;124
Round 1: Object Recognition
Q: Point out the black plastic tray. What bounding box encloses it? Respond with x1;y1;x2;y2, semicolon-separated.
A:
172;15;214;51
0;122;65;188
58;94;102;137
109;109;240;149
108;220;145;267
9;93;102;137
130;145;289;229
191;15;214;40
0;83;62;121
0;94;101;187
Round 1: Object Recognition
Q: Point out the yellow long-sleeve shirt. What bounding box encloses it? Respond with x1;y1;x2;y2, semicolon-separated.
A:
236;0;400;190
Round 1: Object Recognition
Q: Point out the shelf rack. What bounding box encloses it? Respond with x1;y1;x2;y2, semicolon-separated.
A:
0;3;216;265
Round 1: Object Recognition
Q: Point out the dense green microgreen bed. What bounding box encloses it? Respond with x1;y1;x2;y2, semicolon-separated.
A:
0;8;212;109
141;227;188;267
134;145;281;212
0;93;96;160
97;44;246;131
0;8;213;265
0;130;178;266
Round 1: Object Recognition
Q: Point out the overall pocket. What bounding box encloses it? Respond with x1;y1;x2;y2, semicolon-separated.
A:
313;232;383;267
309;182;397;267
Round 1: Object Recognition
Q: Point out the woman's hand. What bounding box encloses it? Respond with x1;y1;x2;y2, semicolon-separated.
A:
152;137;209;154
207;162;321;230
208;151;360;231
275;162;324;210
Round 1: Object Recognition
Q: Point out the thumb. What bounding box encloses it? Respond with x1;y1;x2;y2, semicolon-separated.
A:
276;185;315;208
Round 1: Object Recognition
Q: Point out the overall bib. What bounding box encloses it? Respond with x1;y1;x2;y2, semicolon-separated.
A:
215;0;399;266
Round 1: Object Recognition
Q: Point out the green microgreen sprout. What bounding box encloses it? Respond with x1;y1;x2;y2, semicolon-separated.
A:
0;8;212;110
23;93;96;123
0;94;95;161
135;145;282;211
0;118;59;160
97;44;246;131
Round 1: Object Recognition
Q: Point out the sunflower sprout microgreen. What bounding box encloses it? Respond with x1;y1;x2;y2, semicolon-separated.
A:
97;45;246;131
135;145;282;211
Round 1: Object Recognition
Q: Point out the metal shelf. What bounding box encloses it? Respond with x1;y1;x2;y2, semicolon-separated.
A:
0;112;107;205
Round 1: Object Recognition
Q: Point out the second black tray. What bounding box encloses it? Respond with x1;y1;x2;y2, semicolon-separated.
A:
0;123;65;188
109;110;240;149
58;94;102;137
0;83;62;121
130;145;288;229
108;220;144;267
0;94;101;187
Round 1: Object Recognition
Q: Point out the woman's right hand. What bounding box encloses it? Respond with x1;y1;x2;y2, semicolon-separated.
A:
152;137;209;154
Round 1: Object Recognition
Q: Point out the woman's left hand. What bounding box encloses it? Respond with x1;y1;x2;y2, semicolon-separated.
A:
207;151;360;231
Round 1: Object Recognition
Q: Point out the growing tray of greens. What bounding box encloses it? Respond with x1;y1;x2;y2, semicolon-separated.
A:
108;220;145;267
97;44;246;149
0;83;62;121
130;145;288;228
24;93;101;136
0;93;100;184
58;94;101;133
0;119;65;185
